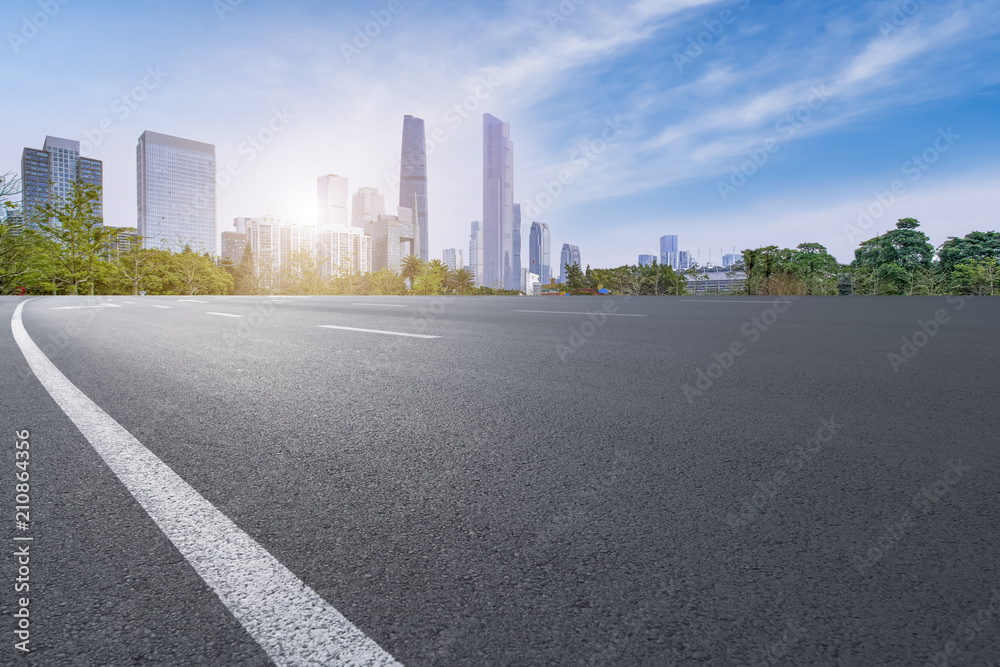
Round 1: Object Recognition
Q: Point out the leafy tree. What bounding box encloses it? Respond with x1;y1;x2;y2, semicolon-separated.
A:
446;267;475;295
937;231;1000;274
364;267;406;295
564;262;586;291
400;254;424;290
33;182;113;294
853;218;934;294
950;257;998;295
172;247;233;295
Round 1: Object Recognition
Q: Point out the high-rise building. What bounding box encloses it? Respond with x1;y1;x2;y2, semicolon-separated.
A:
442;248;463;271
221;216;249;265
399;115;428;261
483;113;515;290
559;244;581;282
722;253;743;268
528;221;551;285
678;250;691;270
660;235;679;269
638;254;657;266
317;174;349;228
21;136;103;227
366;207;415;273
351;187;385;229
317;225;371;277
242;216;316;287
513;203;522;286
468;221;483;287
137;131;216;252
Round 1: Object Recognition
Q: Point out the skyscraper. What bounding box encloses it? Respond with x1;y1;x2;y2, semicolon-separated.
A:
399;115;428;261
559;244;581;282
442;248;463;271
513;203;521;287
366;208;414;272
137;131;216;252
660;234;679;269
21;136;103;227
638;254;657;266
317;174;349;228
528;221;551;285
351;187;385;229
483;113;515;290
468;221;483;288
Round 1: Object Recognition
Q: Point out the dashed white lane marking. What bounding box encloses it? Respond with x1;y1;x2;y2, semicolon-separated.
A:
205;311;243;318
152;305;171;309
680;300;780;303
513;310;646;317
319;325;440;339
177;299;210;303
12;300;401;667
124;301;136;304
51;304;122;310
353;303;407;307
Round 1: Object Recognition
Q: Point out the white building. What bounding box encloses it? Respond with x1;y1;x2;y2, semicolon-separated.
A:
317;225;371;277
442;248;463;271
468;220;483;287
317;174;349;227
244;216;316;287
351;187;385;229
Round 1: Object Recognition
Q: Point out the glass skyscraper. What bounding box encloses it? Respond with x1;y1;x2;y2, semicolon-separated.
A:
559;244;580;282
399;116;428;261
513;203;521;287
529;221;551;285
660;234;679;269
483;113;515;290
137;131;216;253
21;136;103;227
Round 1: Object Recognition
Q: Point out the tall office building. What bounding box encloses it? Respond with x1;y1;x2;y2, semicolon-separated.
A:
528;221;551;285
366;207;415;273
722;253;743;268
559;244;581;282
399;115;428;261
468;221;483;288
317;225;371;277
442;248;463;271
483;113;515;290
638;254;657;267
660;234;679;269
21;136;103;227
317;174;349;228
513;203;522;287
137;131;216;252
351;187;385;229
678;250;691;270
242;216;316;287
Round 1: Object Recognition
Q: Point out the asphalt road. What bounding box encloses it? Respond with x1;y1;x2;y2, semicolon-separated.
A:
1;294;998;666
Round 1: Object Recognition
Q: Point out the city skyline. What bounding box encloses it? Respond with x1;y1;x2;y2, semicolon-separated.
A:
3;1;998;267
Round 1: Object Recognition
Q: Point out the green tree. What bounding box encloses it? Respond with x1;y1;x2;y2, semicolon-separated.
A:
853;218;934;294
564;262;586;291
34;182;113;294
172;247;234;295
446;267;475;295
400;254;424;290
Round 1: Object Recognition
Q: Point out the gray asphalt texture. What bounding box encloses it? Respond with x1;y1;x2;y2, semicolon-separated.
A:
1;294;998;666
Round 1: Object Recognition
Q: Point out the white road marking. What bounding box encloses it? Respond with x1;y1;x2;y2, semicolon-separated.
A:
681;300;780;303
353;303;407;307
513;310;646;317
177;299;210;303
151;305;171;309
319;325;440;339
51;304;122;310
11;300;401;667
124;301;136;304
205;311;243;318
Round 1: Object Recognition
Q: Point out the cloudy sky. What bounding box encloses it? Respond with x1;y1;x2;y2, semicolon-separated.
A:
2;0;998;265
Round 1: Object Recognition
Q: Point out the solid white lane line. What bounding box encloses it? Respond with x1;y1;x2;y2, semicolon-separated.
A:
353;303;407;307
11;300;401;667
151;305;171;309
319;325;440;339
51;304;122;310
177;299;210;303
513;310;646;317
205;312;243;318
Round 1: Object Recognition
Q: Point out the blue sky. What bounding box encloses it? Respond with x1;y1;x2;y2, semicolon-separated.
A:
2;0;998;265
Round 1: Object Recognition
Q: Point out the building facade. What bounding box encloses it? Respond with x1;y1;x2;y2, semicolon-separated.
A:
21;136;103;227
317;174;349;228
366;208;414;273
351;187;385;229
559;243;581;282
317;225;371;277
468;220;483;287
638;254;657;266
442;248;464;271
483;114;515;290
399;116;428;261
660;235;679;269
137;131;216;252
528;221;551;285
